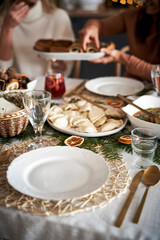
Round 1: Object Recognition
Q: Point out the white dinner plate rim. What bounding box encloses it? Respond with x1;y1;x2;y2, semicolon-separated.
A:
85;76;144;96
7;146;110;200
34;49;105;61
47;117;127;137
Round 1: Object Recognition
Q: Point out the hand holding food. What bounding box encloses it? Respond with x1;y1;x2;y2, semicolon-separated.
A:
89;48;121;64
78;19;100;51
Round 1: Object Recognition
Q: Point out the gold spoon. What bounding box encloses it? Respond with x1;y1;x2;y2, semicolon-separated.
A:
133;165;160;223
117;94;160;124
0;150;11;164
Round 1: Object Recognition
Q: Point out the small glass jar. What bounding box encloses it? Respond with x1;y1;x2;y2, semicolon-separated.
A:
45;71;66;98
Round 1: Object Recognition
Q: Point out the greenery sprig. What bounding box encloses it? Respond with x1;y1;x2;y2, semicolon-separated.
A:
0;123;159;164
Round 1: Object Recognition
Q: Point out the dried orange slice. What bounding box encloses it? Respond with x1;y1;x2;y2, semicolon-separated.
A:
64;136;84;147
46;76;56;89
105;100;123;108
5;79;19;90
15;74;27;78
118;135;132;144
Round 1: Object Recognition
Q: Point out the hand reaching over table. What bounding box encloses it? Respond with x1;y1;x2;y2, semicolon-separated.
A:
90;48;152;83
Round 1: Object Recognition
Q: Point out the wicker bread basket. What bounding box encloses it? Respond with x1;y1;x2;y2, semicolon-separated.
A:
0;92;29;138
0;109;29;138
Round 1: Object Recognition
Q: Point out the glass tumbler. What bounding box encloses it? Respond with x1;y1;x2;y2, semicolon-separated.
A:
131;127;158;169
45;71;66;98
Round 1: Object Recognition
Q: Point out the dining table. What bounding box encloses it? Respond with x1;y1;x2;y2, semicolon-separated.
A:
0;77;160;240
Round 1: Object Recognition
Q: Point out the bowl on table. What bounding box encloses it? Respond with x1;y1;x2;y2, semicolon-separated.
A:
122;95;160;138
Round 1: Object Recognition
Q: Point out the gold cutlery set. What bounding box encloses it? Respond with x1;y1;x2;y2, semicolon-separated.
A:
115;165;160;227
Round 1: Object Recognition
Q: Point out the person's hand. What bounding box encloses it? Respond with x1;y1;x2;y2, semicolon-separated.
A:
89;49;122;64
37;55;56;62
2;1;29;30
78;20;100;51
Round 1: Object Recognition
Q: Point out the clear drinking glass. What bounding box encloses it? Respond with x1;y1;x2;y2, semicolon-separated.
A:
151;64;160;96
131;128;158;169
23;90;51;149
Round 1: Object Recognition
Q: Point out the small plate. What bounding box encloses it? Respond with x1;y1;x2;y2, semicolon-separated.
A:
7;146;110;200
34;49;105;61
85;77;144;96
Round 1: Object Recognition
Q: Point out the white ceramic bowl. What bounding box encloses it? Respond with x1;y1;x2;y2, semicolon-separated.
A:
122;95;160;138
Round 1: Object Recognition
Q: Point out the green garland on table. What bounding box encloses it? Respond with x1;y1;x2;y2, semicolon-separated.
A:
0;123;160;164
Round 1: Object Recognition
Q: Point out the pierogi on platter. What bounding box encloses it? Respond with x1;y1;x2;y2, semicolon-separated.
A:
47;100;126;134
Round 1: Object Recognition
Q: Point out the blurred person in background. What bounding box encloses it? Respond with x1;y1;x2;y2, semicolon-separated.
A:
0;0;75;78
79;0;160;81
93;48;153;82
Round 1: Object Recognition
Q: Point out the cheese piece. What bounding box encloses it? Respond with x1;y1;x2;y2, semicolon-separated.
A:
88;106;105;123
99;119;123;132
105;108;126;119
76;123;97;133
53;116;68;128
0;97;21;114
94;115;107;127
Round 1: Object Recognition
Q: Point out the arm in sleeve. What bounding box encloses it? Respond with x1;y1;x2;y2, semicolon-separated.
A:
0;27;14;69
121;53;152;82
99;11;127;37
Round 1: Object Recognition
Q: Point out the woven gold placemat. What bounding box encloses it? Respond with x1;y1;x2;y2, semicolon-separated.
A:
0;138;129;216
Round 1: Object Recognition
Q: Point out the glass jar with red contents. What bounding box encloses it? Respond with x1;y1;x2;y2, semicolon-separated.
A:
45;71;66;98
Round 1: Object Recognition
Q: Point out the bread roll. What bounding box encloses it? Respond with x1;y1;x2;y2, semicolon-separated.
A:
69;40;83;53
86;42;99;53
34;39;54;52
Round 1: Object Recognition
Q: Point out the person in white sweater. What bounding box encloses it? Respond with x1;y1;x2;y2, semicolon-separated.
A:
0;0;75;78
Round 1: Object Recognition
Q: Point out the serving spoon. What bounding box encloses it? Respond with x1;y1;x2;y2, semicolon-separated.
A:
117;94;160;124
133;165;160;223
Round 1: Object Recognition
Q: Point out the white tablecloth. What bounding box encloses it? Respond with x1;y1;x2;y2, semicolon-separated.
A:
0;78;160;240
0;152;160;240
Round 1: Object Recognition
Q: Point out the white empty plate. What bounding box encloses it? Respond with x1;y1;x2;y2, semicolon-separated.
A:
85;77;144;96
7;146;110;200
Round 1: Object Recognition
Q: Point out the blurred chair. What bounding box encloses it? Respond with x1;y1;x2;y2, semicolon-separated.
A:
73;60;81;78
115;45;130;76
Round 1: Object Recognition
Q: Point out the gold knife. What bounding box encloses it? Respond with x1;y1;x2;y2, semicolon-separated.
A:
114;170;144;227
0;150;11;164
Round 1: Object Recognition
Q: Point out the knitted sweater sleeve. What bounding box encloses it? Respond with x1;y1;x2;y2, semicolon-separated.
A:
125;55;151;82
0;27;13;69
98;11;127;37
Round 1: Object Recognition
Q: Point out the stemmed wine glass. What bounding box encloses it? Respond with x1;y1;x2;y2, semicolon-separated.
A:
23;90;51;149
151;64;160;96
